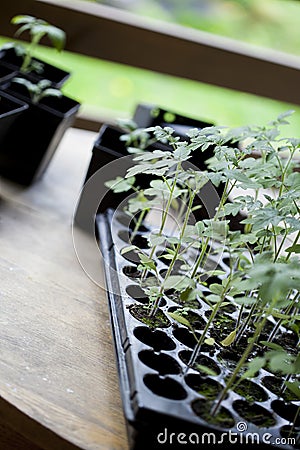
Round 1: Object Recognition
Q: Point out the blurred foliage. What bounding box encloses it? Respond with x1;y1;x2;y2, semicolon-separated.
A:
95;0;300;55
2;0;299;130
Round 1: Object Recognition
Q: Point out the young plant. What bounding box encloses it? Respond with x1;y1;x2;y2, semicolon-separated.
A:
5;15;65;74
106;112;299;422
12;77;62;104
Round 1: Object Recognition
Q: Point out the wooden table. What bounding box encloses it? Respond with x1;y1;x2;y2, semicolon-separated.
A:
0;128;129;450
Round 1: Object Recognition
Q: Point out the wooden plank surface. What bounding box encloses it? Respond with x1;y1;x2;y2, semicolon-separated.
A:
1;0;300;105
0;128;129;450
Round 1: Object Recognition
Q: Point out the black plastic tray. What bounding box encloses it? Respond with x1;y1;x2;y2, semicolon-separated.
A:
97;210;299;450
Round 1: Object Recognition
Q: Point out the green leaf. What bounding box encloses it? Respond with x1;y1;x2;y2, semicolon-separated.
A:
209;284;223;295
204;337;215;346
196;364;217;377
284;381;300;399
271;312;292;320
180;288;197;303
163;275;194;291
120;245;137;255
223;202;241;217
158;253;173;260
11;15;36;25
242;357;266;378
149;234;165;247
138;253;156;271
105;176;135;193
268;352;295;374
47;26;66;51
233;296;256;306
220;330;237;347
173;146;191;161
39;88;62;101
205;294;221;303
168;312;192;329
285;244;300;254
166;237;181;245
277;110;295;123
259;341;284;351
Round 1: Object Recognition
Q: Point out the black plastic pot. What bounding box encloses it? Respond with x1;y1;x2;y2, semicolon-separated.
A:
75;105;217;232
0;47;70;88
97;209;299;450
0;63;18;86
0;90;28;143
133;103;213;137
0;80;80;185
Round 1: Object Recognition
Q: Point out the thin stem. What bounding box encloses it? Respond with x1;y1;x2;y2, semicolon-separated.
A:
149;189;196;316
289;406;300;440
212;299;277;416
141;163;182;280
21;33;42;73
132;208;148;240
286;230;300;262
188;277;232;367
274;224;288;262
235;297;259;344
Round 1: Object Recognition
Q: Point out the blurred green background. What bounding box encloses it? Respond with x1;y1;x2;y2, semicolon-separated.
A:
1;0;300;132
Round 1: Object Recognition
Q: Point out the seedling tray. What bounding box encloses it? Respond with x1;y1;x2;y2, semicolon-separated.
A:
97;210;299;450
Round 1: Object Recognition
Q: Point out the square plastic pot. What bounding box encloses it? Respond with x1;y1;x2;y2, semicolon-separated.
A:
0;90;28;143
0;47;70;88
0;81;80;185
75;105;216;233
0;62;18;86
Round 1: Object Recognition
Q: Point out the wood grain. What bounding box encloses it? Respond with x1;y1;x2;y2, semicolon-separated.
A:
0;128;129;449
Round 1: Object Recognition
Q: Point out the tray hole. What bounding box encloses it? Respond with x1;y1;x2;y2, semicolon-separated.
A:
273;331;299;353
156;250;172;266
160;267;182;279
115;213;132;229
202;259;222;273
205;311;236;341
123;265;141;279
115;213;149;232
222;257;230;268
118;230;149;249
126;285;166;306
186;374;223;399
272;400;300;426
262;376;299;402
192;399;234;428
168;307;206;330
139;350;181;375
133;326;176;351
179;350;221;375
126;284;148;304
221;303;237;314
167;292;201;309
121;249;140;264
233;379;268;403
280;426;300;448
233;400;276;427
173;328;200;349
144;374;187;400
129;304;170;329
199;274;222;285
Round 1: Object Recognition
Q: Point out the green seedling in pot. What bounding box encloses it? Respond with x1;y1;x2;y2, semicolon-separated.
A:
12;77;62;104
3;15;65;74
